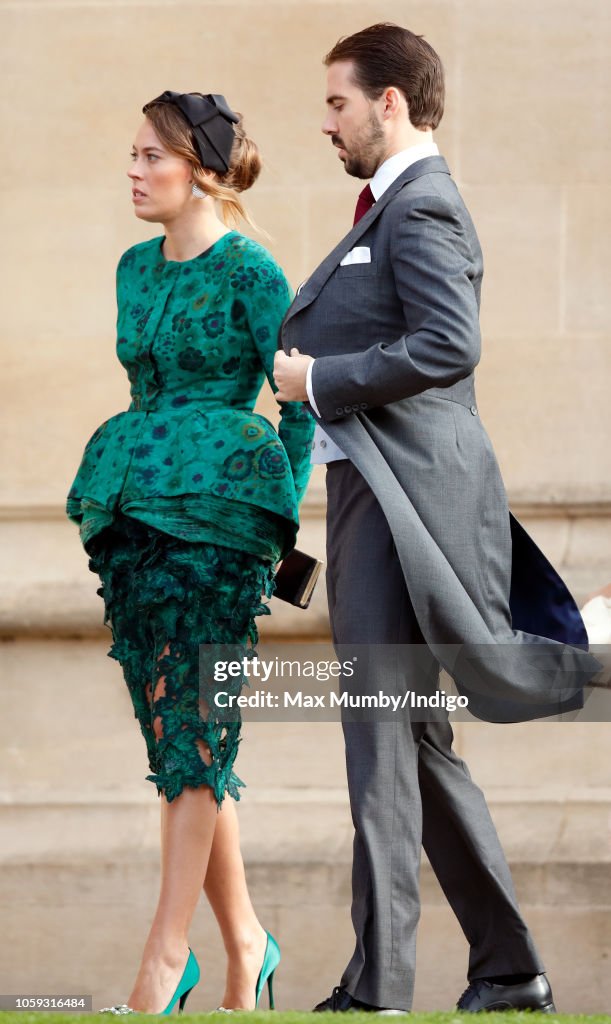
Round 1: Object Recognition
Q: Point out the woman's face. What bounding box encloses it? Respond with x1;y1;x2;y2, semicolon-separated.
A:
127;118;194;223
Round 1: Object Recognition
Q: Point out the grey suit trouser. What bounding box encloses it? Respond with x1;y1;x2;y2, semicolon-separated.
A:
325;459;544;1010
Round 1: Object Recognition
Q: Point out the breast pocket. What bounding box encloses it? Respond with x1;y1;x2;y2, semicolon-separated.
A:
334;260;381;279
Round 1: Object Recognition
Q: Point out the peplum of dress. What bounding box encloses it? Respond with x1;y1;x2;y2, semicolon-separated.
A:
66;231;314;804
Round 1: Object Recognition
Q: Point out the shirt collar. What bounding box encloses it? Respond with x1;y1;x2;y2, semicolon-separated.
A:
370;141;440;201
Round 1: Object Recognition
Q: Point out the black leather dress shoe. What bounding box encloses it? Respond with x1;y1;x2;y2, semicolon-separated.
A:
314;986;408;1014
456;973;556;1012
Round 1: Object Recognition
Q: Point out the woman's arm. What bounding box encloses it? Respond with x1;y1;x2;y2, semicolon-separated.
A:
245;250;315;507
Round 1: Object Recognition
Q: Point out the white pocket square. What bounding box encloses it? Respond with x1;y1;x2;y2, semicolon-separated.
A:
339;246;371;267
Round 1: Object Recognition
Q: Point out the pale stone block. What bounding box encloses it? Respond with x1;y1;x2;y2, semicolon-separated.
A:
459;721;611;789
461;185;563;336
1;638;147;798
2;187;123;342
523;906;611;1013
487;801;611;867
474;335;611;501
238;722;347;791
565;517;611;569
566;186;611;333
274;901;354;1005
458;0;611;185
0;521;113;632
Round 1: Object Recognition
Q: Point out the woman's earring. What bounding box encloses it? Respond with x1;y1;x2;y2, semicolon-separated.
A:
192;183;205;198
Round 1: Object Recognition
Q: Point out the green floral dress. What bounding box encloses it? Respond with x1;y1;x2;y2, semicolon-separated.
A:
66;231;314;804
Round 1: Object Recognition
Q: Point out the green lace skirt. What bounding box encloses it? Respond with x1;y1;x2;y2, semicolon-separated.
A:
86;512;278;806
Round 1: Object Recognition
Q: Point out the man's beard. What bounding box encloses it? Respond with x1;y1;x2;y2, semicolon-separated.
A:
340;108;385;179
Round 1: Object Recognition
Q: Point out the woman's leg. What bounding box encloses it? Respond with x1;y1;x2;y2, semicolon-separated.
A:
127;665;267;1012
96;530;275;1012
203;797;268;1009
197;553;278;1009
126;789;218;1012
126;642;219;1013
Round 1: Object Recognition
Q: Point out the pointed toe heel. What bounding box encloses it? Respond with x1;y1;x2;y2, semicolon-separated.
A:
99;948;200;1016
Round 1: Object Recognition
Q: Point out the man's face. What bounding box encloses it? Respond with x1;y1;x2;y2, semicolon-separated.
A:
322;60;386;179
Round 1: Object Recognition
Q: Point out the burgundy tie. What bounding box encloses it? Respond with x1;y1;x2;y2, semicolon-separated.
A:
353;183;375;225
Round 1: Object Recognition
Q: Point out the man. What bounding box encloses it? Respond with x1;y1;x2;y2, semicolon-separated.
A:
274;23;599;1013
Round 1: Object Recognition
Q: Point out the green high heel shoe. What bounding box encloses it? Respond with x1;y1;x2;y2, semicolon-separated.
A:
99;947;200;1015
255;931;281;1010
163;947;200;1015
216;930;281;1013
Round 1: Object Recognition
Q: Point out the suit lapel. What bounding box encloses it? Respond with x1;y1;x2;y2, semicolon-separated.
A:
283;155;450;326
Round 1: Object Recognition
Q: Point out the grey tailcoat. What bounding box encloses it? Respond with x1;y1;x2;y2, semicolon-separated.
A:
280;155;600;722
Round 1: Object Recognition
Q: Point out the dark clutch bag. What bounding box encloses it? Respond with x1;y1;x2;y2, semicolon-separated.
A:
273;549;324;609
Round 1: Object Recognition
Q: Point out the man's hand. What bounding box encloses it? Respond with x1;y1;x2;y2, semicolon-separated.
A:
273;347;313;402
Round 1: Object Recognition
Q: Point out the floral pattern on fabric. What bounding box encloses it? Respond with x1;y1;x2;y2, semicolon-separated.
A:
66;232;315;803
87;515;275;806
66;231;314;560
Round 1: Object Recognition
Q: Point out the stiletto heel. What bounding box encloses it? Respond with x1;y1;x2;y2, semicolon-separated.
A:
255;932;281;1010
215;931;281;1013
266;969;276;1010
177;985;195;1014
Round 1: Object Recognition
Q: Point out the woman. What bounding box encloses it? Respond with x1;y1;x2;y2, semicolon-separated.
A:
66;90;314;1014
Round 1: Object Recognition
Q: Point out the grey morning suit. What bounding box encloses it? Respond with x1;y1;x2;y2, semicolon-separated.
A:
280;156;598;1008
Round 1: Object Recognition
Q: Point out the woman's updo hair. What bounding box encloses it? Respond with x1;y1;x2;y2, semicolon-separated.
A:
224;121;262;194
142;95;262;228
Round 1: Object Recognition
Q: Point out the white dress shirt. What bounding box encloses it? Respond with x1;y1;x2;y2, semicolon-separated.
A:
307;140;440;464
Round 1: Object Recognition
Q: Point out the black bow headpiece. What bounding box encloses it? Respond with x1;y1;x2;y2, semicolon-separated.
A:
144;90;239;174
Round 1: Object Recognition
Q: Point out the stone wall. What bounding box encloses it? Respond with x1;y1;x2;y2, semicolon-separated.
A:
2;0;610;505
1;0;610;1012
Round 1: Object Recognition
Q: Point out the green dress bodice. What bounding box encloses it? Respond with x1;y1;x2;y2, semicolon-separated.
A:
66;231;314;561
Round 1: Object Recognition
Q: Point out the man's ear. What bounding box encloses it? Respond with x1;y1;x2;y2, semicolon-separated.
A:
381;86;405;120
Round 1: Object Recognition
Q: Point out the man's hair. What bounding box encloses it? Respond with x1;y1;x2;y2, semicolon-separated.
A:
324;23;444;130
